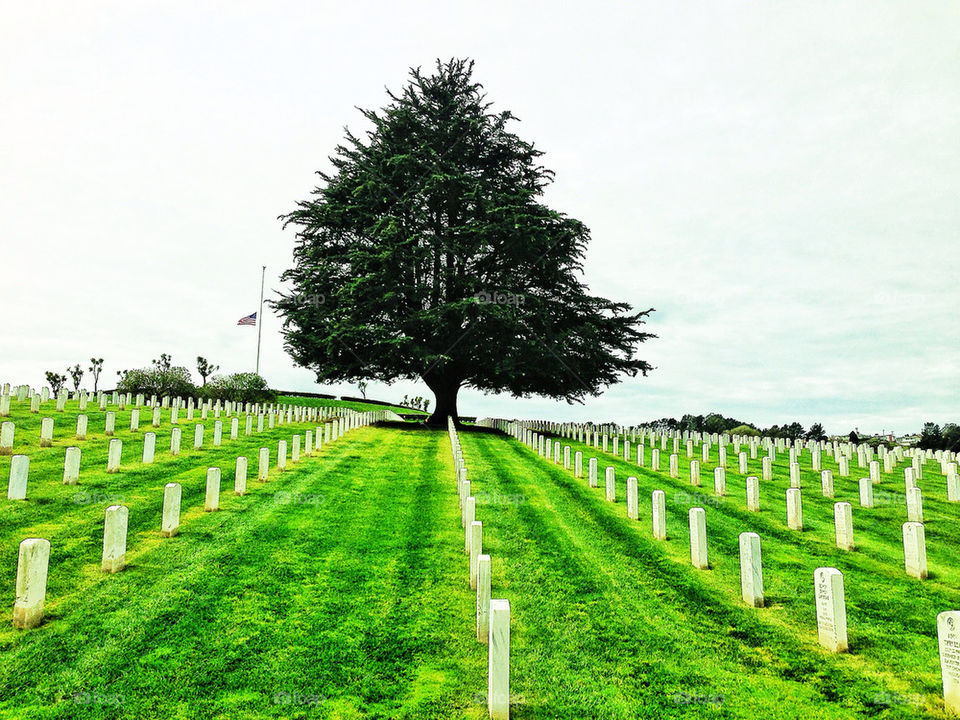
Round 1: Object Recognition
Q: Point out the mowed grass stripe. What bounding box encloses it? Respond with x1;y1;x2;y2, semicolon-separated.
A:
460;430;937;719
0;425;484;720
551;435;959;701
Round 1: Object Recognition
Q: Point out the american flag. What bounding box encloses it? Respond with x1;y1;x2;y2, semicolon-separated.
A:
237;312;257;326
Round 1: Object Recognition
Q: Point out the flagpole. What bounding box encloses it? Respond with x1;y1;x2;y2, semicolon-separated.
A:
255;265;265;375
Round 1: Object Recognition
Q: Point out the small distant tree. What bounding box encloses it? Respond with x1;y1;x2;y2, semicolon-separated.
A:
357;380;368;399
919;422;942;450
89;357;104;392
152;353;172;372
68;364;84;392
806;423;826;442
423;399;430;413
45;371;67;396
848;430;859;443
942;423;960;453
196;356;219;387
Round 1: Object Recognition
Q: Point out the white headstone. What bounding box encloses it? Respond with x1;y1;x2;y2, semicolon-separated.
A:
903;521;927;579
12;538;50;629
469;521;482;590
937;611;960;714
745;476;760;511
605;467;616;502
258;448;269;481
786;488;803;530
906;487;923;523
858;478;874;508
277;440;287;471
626;476;639;520
690;459;700;486
714;467;726;496
194;424;204;449
588;458;598;488
106;438;122;473
814;567;847;652
205;467;221;511
652;490;666;540
101;505;129;573
834;502;854;550
63;447;81;485
738;532;763;607
477;553;491;644
235;456;248;495
689;507;708;569
39;417;54;447
487;599;511;720
161;483;182;537
170;427;182;456
104;411;116;436
1;421;14;455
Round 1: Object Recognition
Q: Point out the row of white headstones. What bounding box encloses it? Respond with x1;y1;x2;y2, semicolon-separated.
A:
448;418;511;720
0;383;354;420
5;412;352;498
475;418;960;715
10;405;384;631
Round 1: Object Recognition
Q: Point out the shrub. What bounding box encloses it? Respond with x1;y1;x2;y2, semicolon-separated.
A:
117;366;197;399
728;424;760;437
204;373;276;405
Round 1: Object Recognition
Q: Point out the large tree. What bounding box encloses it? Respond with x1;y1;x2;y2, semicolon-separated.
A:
276;59;654;425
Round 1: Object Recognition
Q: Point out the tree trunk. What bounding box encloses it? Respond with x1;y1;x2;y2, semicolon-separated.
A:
423;374;461;427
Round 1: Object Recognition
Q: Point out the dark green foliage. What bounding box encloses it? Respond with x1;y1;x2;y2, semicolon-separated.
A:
67;364;84;392
276;58;653;424
88;357;104;392
203;372;276;405
44;371;67;396
919;421;960;451
196;356;219;387
805;422;826;441
117;365;196;398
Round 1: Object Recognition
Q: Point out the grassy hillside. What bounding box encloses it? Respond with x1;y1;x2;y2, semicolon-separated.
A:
2;395;956;718
276;394;426;416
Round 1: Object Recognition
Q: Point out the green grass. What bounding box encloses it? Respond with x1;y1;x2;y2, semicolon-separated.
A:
2;395;957;718
462;430;956;718
276;395;426;416
0;402;479;719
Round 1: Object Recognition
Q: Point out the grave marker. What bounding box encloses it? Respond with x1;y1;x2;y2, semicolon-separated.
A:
689;508;708;569
814;567;847;652
161;483;182;537
101;505;129;573
12;538;50;629
739;532;763;607
63;447;81;485
205;468;221;511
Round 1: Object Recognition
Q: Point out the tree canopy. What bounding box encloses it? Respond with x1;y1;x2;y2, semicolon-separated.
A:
276;59;654;424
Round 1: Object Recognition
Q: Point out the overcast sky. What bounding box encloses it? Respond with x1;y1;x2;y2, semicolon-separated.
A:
2;1;957;434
